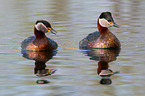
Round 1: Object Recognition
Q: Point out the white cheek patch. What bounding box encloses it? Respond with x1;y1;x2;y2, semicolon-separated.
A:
99;18;111;28
35;23;48;33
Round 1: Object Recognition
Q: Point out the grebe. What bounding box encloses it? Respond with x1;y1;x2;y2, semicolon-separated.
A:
79;12;121;49
21;20;58;51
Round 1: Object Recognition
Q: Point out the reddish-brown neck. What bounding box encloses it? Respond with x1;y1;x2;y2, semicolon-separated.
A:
34;27;46;38
97;19;109;34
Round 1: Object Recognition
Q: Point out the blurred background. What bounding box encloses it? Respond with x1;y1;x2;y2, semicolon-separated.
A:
0;0;145;96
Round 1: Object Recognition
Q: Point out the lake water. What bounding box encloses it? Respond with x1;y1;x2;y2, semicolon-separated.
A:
0;0;145;96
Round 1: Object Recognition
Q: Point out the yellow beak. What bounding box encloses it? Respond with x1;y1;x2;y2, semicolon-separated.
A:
47;28;51;32
47;27;57;35
109;22;113;26
109;22;119;28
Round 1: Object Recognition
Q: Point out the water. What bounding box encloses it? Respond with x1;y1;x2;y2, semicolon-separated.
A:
0;0;145;96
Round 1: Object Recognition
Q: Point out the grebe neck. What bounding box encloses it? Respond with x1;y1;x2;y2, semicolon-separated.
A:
34;27;46;38
97;20;109;34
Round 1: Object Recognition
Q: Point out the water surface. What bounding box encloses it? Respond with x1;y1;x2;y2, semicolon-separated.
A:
0;0;145;96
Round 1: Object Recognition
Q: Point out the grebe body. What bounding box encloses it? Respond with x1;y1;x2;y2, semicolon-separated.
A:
21;20;58;51
79;12;121;49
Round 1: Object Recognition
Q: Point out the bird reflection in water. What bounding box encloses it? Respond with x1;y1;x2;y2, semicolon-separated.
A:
21;50;57;84
82;48;121;85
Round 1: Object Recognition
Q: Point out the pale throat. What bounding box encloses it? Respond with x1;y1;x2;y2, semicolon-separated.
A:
99;18;111;28
35;23;48;33
97;19;109;33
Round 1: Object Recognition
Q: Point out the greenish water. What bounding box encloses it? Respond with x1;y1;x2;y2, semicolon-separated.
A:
0;0;145;96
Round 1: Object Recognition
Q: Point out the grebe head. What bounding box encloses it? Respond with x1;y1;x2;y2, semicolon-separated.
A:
35;20;57;34
99;12;119;28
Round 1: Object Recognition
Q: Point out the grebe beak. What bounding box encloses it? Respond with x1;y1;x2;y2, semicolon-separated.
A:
109;22;119;28
48;28;57;35
113;23;119;28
